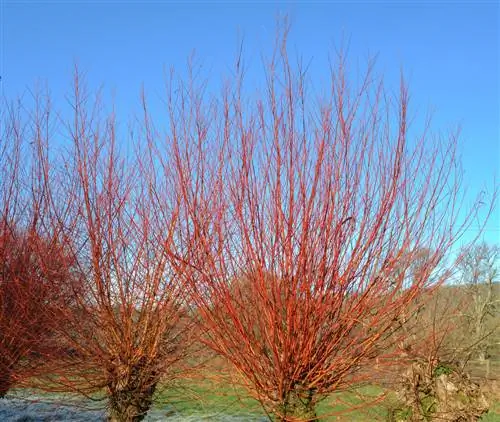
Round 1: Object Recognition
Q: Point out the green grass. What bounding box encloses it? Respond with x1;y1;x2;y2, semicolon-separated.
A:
10;364;500;421
316;386;389;421
481;401;500;422
154;375;500;421
155;378;391;420
155;376;263;417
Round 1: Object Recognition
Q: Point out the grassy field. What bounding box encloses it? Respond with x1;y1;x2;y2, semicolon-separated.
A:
154;375;500;421
2;383;498;421
157;383;387;420
4;358;499;421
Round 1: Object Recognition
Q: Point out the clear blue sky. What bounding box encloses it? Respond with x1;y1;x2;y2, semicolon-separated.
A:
1;1;499;245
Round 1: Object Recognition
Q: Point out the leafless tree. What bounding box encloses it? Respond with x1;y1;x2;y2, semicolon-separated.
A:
2;78;195;421
168;30;487;420
458;243;499;363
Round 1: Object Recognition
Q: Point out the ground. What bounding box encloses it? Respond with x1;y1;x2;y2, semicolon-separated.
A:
0;381;498;421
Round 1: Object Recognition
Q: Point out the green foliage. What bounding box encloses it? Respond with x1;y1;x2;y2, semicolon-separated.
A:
420;394;437;419
433;363;453;377
388;406;412;421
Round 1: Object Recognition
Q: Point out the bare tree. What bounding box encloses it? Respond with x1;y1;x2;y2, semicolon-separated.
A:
169;31;487;421
2;77;195;421
458;243;499;364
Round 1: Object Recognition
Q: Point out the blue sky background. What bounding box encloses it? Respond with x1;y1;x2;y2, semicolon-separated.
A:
1;1;499;245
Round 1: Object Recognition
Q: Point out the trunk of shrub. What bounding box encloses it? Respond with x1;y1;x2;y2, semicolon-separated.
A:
106;359;158;422
279;388;319;422
107;381;157;422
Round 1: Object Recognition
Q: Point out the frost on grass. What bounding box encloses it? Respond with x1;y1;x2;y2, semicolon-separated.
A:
0;395;267;421
0;397;104;421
